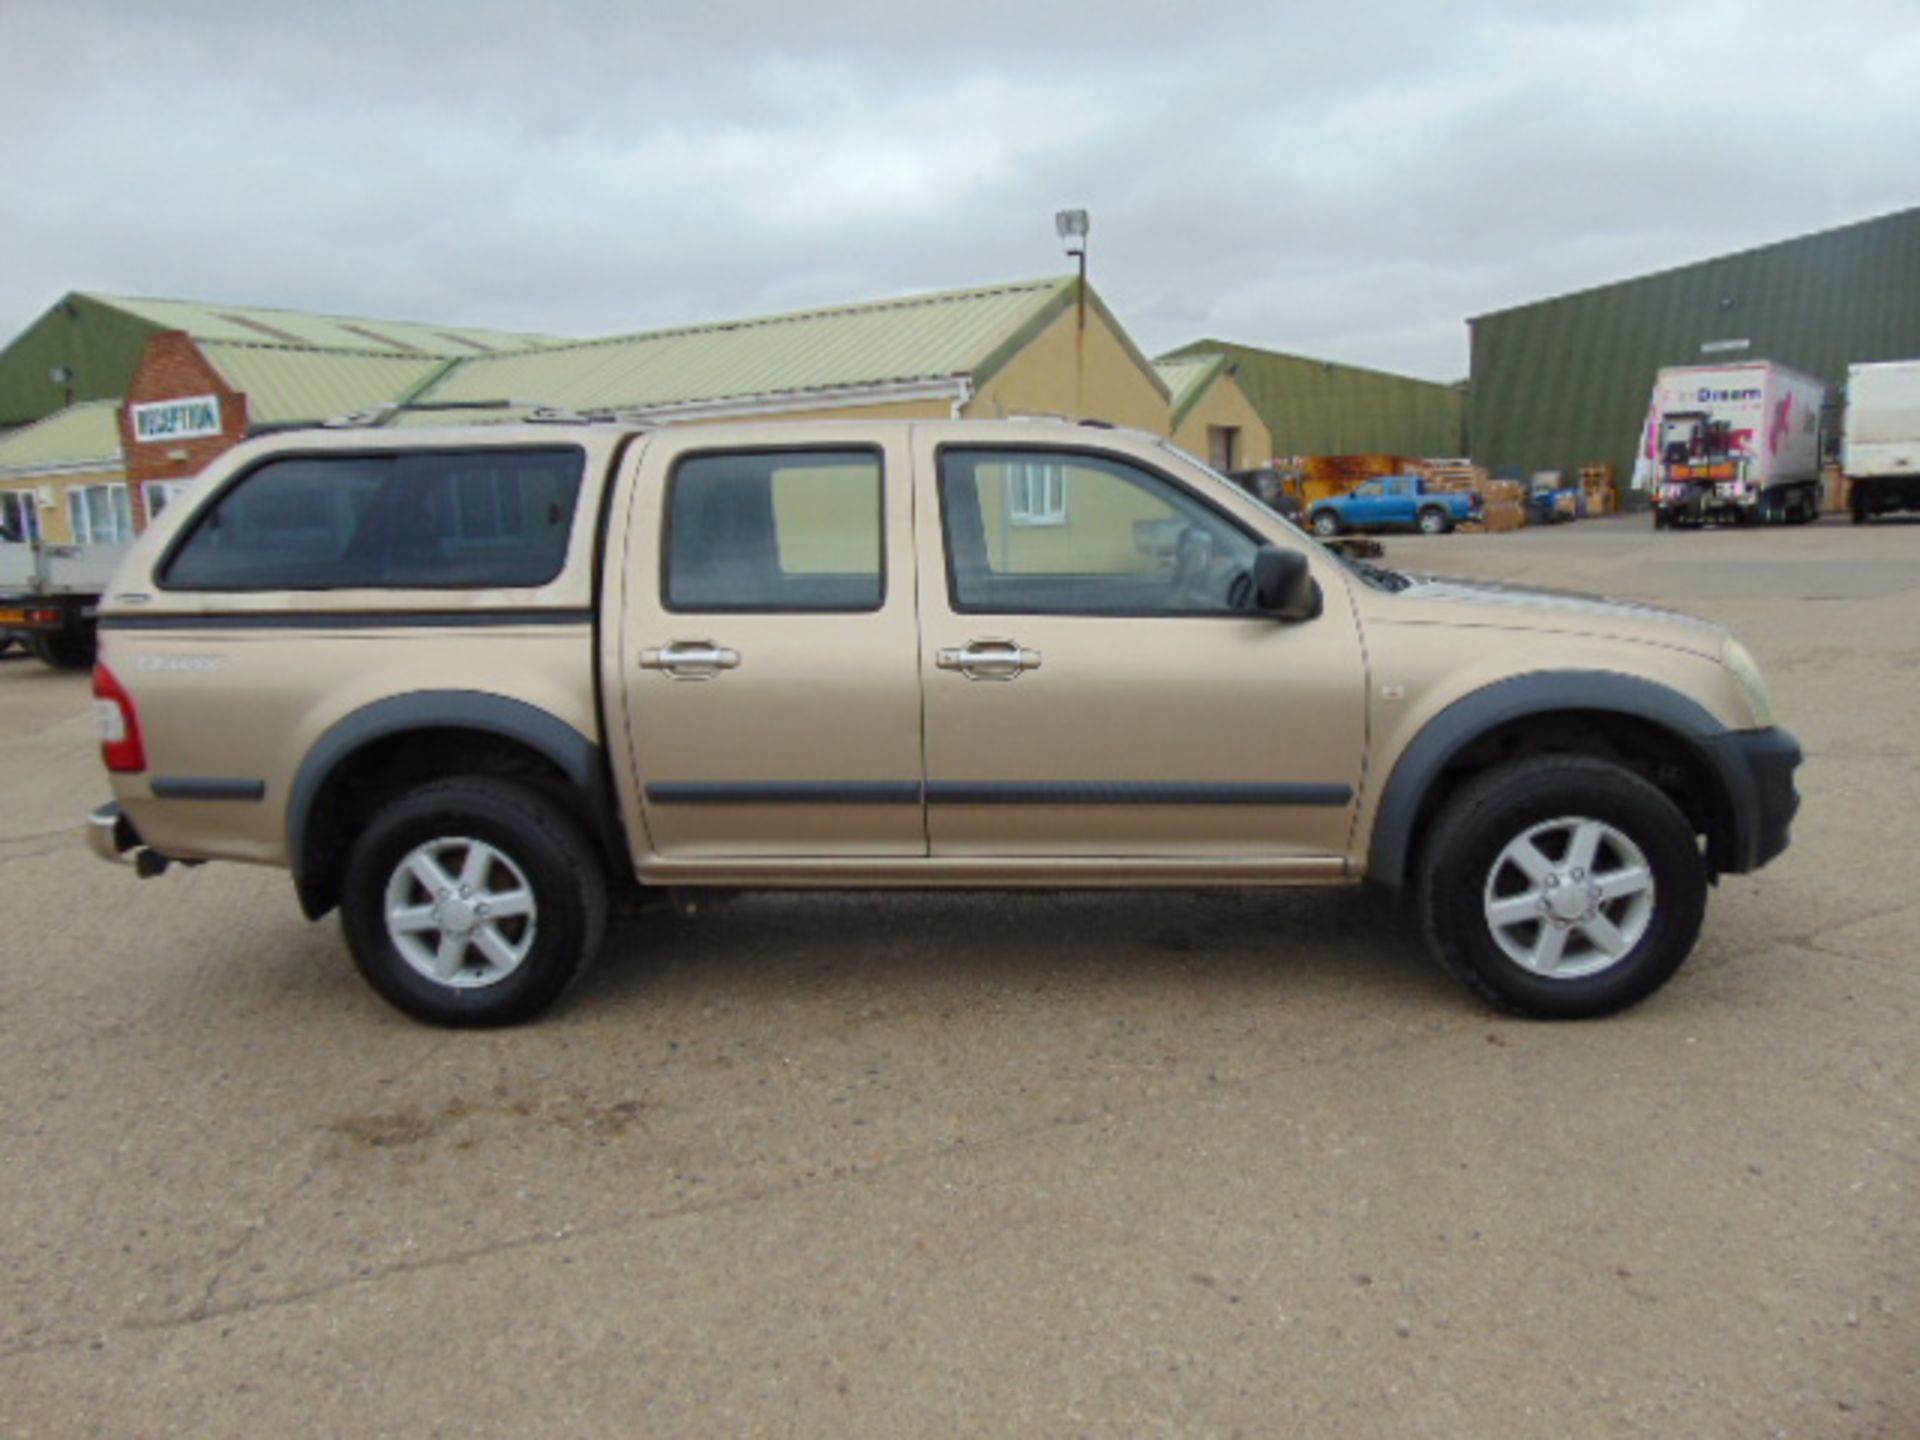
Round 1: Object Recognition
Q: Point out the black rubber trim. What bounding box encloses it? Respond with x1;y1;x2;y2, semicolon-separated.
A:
648;781;922;806
644;781;1353;807
927;781;1353;806
1367;671;1733;888
1697;726;1802;873
102;609;591;631
287;692;614;919
151;777;267;801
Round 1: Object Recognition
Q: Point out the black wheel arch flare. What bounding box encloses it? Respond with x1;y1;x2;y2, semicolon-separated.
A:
1366;670;1760;889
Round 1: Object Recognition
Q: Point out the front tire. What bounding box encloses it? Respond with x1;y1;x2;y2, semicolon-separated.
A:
1311;510;1342;538
1416;756;1707;1019
340;778;608;1027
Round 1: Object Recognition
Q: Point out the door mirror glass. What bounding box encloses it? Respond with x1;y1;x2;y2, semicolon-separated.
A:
1253;546;1322;622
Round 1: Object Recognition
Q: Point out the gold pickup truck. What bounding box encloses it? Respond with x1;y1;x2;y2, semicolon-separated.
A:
85;418;1799;1026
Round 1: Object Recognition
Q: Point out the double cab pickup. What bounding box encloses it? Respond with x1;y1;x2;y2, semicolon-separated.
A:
86;419;1799;1026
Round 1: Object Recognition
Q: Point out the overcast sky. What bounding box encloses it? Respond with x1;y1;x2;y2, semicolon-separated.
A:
3;0;1914;381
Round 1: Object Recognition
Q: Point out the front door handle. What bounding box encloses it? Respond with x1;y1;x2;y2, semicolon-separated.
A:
640;640;741;680
936;639;1042;682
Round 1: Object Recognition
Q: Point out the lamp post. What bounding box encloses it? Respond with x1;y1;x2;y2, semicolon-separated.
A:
1055;209;1089;330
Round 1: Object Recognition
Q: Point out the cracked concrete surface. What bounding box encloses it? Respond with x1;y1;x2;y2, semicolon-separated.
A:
0;514;1913;1436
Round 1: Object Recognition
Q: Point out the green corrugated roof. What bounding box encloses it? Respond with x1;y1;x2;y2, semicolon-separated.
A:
1;291;572;429
416;277;1085;413
83;294;569;357
0;400;123;473
1153;355;1229;428
1161;340;1464;456
200;342;454;425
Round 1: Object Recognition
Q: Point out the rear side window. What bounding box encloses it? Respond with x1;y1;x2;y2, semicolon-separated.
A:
163;449;584;591
665;449;882;611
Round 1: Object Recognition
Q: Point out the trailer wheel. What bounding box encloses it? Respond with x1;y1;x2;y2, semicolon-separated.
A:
29;631;96;671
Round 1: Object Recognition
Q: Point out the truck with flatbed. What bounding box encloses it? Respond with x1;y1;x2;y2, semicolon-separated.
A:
84;415;1799;1027
0;539;119;668
1842;359;1920;523
1307;475;1480;536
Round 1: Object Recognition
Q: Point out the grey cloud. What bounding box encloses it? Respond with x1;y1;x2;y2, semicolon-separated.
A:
3;0;1914;380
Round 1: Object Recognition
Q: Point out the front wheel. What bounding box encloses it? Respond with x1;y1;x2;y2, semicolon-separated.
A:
1416;506;1451;535
1311;510;1342;537
1416;756;1707;1019
340;778;609;1027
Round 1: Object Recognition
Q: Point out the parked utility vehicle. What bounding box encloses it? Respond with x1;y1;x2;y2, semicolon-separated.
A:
1842;359;1920;523
1641;362;1826;527
86;417;1798;1026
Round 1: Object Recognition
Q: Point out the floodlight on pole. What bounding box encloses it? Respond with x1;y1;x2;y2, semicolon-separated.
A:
1055;209;1090;330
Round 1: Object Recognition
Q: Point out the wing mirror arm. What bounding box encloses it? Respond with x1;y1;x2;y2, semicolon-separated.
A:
1253;546;1323;623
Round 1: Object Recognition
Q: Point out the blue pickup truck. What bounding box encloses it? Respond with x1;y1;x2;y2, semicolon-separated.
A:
1308;476;1480;537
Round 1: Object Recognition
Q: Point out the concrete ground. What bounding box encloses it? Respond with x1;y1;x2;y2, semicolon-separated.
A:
0;513;1913;1437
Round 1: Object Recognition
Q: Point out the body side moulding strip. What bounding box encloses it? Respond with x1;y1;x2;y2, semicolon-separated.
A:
102;609;592;631
644;780;1354;807
150;777;267;801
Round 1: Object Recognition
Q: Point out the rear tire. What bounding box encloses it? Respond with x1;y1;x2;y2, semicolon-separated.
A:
1311;510;1342;538
340;778;608;1027
1416;756;1707;1019
1417;506;1452;535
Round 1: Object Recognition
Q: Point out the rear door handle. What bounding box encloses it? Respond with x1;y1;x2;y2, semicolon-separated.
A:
936;639;1042;681
640;640;741;680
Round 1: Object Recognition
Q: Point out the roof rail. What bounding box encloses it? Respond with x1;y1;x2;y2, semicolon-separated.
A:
317;399;649;430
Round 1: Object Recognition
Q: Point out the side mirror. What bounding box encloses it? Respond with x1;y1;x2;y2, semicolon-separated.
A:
1253;546;1323;622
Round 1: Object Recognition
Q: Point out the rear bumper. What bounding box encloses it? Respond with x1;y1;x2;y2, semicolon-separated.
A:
87;801;140;864
1699;727;1802;874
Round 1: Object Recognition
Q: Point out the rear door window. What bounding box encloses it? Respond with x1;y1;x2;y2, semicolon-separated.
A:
163;448;584;590
664;449;883;612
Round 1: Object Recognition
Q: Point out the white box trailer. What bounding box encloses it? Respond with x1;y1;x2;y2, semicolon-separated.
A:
1842;359;1920;522
1635;361;1827;527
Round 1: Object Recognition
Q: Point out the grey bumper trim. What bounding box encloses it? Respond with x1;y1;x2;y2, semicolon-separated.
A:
86;802;139;865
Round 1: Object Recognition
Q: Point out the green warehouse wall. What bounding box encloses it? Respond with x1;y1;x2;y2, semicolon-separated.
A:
1470;206;1920;483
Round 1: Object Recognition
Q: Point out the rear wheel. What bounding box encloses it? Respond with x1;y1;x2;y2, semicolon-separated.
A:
1311;510;1342;537
1416;506;1452;535
1417;756;1707;1019
340;778;608;1027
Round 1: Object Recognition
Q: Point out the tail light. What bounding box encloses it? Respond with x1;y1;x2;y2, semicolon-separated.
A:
93;663;147;773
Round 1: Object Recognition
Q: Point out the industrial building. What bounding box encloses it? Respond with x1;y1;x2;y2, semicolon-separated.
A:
1158;339;1464;460
1470;205;1920;484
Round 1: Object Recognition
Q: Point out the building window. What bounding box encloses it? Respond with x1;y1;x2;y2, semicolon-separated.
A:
1208;426;1241;472
67;483;135;546
1006;461;1067;526
0;490;40;544
142;479;196;523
